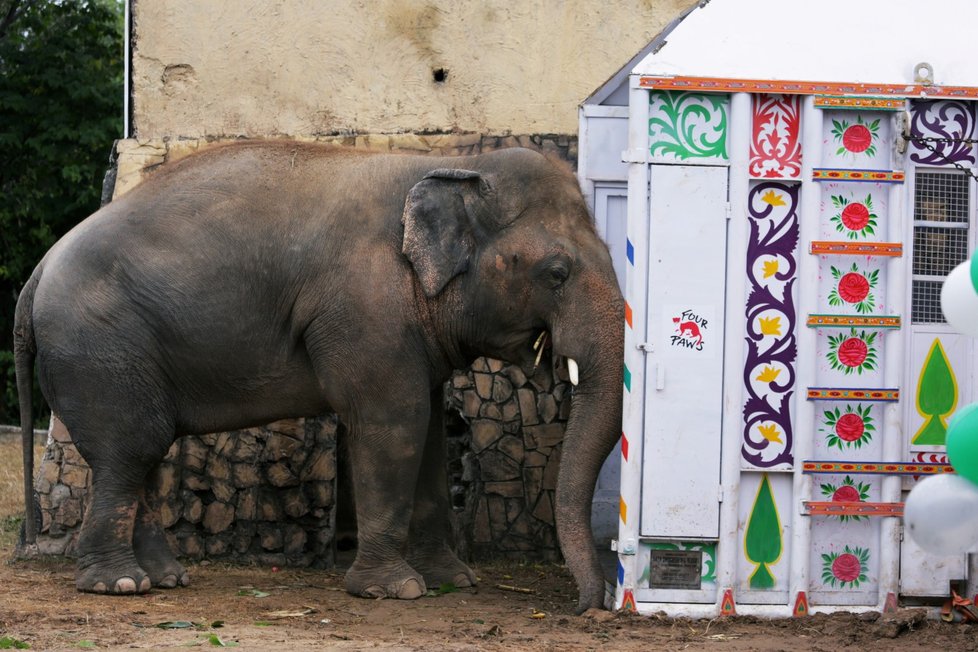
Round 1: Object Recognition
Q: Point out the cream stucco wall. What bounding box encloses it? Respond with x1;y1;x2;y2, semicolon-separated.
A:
131;0;695;139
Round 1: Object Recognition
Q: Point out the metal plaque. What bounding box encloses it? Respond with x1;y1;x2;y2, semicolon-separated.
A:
649;549;703;590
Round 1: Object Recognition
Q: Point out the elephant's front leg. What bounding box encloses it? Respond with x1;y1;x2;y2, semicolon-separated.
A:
406;389;477;589
343;395;431;600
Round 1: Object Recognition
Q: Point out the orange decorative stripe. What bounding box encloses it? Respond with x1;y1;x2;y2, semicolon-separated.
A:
802;461;954;475
810;241;903;256
813;168;905;182
804;501;904;517
806;314;901;329
807;387;899;401
619;497;627;524
625;301;633;328
638;75;978;100
814;96;905;110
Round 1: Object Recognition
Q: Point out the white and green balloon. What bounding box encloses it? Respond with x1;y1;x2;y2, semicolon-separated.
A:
905;256;978;554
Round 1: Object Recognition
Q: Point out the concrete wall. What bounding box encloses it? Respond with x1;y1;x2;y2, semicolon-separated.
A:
130;0;694;139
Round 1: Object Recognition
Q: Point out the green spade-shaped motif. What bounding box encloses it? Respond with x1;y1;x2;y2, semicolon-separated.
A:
744;474;783;589
913;339;957;446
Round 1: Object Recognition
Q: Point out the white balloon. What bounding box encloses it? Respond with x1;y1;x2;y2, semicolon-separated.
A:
905;474;978;556
941;261;978;338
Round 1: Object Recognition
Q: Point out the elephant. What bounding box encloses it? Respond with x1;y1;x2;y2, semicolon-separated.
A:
13;142;624;613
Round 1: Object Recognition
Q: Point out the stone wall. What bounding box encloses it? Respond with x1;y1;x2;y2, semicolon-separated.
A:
30;132;577;566
448;358;571;561
112;133;577;199
36;416;337;568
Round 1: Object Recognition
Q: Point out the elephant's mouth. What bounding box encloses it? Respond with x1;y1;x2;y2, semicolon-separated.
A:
530;330;579;386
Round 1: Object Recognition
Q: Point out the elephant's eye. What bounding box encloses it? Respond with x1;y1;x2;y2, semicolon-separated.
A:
540;257;571;289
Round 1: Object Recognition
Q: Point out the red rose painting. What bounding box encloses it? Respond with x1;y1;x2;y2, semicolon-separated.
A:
821;405;875;450
822;546;870;588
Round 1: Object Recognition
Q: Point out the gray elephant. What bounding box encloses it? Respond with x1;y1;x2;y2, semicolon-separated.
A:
14;143;624;613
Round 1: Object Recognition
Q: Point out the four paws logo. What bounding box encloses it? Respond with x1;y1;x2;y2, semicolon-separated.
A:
671;310;707;351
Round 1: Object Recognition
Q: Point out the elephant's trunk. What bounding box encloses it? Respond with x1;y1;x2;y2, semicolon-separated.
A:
553;284;624;614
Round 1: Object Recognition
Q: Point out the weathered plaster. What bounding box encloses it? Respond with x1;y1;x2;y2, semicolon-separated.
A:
131;0;694;139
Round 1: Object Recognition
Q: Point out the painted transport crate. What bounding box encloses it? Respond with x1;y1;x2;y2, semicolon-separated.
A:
590;0;978;617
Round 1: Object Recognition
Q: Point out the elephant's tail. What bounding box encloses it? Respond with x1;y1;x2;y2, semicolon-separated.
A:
14;265;42;547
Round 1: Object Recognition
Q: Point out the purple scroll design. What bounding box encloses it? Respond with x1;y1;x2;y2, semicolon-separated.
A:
910;100;977;166
742;182;800;468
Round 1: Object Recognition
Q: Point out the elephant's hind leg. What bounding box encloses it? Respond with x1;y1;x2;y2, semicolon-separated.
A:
68;412;175;595
133;488;190;589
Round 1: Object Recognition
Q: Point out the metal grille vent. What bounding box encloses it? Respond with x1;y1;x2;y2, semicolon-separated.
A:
911;170;970;324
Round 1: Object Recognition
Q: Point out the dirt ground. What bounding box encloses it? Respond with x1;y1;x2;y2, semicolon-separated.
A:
2;439;978;651
4;538;978;651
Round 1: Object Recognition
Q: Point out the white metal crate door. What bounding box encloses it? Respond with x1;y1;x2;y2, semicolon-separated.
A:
641;164;728;540
899;100;978;596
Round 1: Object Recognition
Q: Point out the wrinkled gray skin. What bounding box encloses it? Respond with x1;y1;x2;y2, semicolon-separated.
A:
14;143;624;613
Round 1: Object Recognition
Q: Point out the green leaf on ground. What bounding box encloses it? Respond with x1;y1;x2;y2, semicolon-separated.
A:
156;621;196;629
207;634;237;647
236;589;270;598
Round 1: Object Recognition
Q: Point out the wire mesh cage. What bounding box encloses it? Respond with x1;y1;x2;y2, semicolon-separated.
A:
912;170;971;324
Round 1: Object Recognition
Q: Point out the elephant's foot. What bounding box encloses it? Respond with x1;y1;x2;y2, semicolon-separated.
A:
134;534;190;589
75;553;152;595
408;545;477;588
136;552;190;589
344;559;427;599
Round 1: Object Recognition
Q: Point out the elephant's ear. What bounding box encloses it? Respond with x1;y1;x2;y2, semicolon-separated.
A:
402;168;491;297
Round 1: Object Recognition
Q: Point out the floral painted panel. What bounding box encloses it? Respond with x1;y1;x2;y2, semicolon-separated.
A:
819;404;877;452
826;263;880;314
742;182;799;469
649;91;729;163
820;111;891;169
750;94;802;179
818;183;889;241
815;328;886;389
910;100;977;167
809;499;881;605
826;329;880;376
818;253;889;317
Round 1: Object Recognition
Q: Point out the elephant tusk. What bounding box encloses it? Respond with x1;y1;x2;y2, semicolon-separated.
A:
533;330;547;352
567;358;579;386
533;332;547;370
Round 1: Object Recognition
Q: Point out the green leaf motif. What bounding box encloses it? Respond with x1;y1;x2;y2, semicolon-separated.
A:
913;339;957;446
744;474;782;590
649;91;728;161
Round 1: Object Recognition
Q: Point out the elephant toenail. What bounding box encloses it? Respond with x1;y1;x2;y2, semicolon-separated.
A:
361;585;387;599
178;572;191;586
157;575;177;589
114;577;138;593
91;581;107;593
139;576;152;592
397;578;424;600
453;573;474;588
